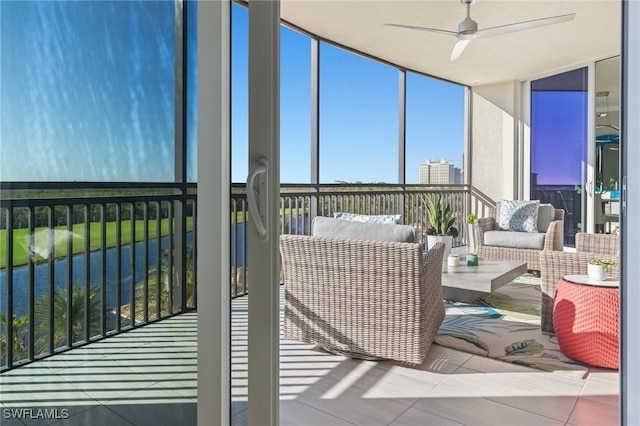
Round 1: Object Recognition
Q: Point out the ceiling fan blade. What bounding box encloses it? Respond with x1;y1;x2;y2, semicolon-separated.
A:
476;13;575;38
384;23;457;37
450;39;471;61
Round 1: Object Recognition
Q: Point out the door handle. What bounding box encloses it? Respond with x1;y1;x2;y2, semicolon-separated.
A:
585;181;594;197
246;158;268;240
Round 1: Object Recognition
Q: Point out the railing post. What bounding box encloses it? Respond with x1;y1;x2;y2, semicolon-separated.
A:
27;206;35;361
310;185;318;226
6;207;14;368
84;204;91;341
66;206;73;346
173;196;187;313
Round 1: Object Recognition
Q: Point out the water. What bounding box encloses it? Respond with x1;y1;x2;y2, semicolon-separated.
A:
0;216;309;318
0;234;193;318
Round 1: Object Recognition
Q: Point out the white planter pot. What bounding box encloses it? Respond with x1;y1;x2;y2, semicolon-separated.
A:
587;263;608;281
467;223;475;247
426;234;453;259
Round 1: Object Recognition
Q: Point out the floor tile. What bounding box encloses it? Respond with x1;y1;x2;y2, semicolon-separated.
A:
53;363;157;403
485;395;577;422
581;374;620;407
112;354;197;381
104;398;196;426
412;395;565;425
377;348;465;376
0;379;97;408
48;405;133;426
280;400;355;426
435;370;585;399
291;375;411;425
0;300;621;426
567;397;620;425
29;350;109;372
389;406;465;426
450;366;483;374
461;354;541;374
587;368;619;383
149;378;197;400
101;385;194;406
231;408;248;426
0;405;27;426
0;364;56;384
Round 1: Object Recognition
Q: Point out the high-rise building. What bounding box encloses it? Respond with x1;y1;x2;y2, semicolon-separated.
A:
418;159;462;184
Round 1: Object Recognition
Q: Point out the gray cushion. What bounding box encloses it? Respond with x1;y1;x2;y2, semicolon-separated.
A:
536;204;555;233
484;230;546;250
312;216;415;243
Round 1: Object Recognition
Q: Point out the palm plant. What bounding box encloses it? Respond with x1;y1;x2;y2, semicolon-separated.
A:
34;284;102;352
0;313;29;362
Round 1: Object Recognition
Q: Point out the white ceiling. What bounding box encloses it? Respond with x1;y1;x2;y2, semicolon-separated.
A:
280;0;621;87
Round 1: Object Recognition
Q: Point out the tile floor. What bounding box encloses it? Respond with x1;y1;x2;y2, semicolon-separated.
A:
0;293;619;426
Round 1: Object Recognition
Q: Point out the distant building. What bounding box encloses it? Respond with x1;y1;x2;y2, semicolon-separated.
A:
418;159;462;184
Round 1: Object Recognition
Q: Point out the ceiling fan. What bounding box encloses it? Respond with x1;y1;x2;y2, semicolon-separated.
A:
385;0;575;61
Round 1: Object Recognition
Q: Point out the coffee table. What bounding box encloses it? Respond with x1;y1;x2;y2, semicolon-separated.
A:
441;258;527;303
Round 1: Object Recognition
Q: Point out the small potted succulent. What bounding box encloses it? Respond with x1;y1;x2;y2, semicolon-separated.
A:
587;258;617;281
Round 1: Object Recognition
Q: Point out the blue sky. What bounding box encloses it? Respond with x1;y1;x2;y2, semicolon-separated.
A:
1;1;465;184
531;91;588;186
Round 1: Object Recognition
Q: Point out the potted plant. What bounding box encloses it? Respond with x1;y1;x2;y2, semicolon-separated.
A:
424;197;459;258
587;258;617;281
466;213;477;247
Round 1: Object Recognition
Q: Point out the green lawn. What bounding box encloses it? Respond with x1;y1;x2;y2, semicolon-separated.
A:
0;218;194;269
1;206;305;269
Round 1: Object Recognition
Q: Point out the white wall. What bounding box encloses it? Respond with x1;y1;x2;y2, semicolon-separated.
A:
470;81;519;202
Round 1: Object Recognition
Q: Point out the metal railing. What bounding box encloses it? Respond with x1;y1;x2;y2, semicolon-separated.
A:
230;183;492;298
0;183;196;371
2;182;493;371
531;185;581;247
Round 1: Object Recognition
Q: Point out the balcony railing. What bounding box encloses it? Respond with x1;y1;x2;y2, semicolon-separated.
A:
230;183;491;297
0;182;196;371
1;182;491;371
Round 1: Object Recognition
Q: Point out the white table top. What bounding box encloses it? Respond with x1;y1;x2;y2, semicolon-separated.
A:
442;259;527;292
563;274;619;288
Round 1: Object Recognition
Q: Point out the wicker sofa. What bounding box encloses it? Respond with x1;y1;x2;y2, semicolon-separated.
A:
280;229;446;365
474;203;565;271
540;232;620;334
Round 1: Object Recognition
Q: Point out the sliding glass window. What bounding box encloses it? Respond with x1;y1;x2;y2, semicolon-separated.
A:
1;1;176;182
531;67;588;246
280;27;311;184
319;44;398;184
187;1;198;183
231;3;249;184
405;72;465;185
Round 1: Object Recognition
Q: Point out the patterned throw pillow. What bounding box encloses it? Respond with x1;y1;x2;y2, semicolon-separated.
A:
333;212;401;225
496;200;540;233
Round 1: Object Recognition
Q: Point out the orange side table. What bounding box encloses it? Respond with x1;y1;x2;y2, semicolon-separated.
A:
553;275;619;369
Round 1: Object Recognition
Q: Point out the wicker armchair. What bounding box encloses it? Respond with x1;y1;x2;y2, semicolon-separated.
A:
280;235;445;365
474;208;564;271
540;232;620;334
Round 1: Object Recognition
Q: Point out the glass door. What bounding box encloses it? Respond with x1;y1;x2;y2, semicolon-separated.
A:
531;68;589;246
594;57;621;234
